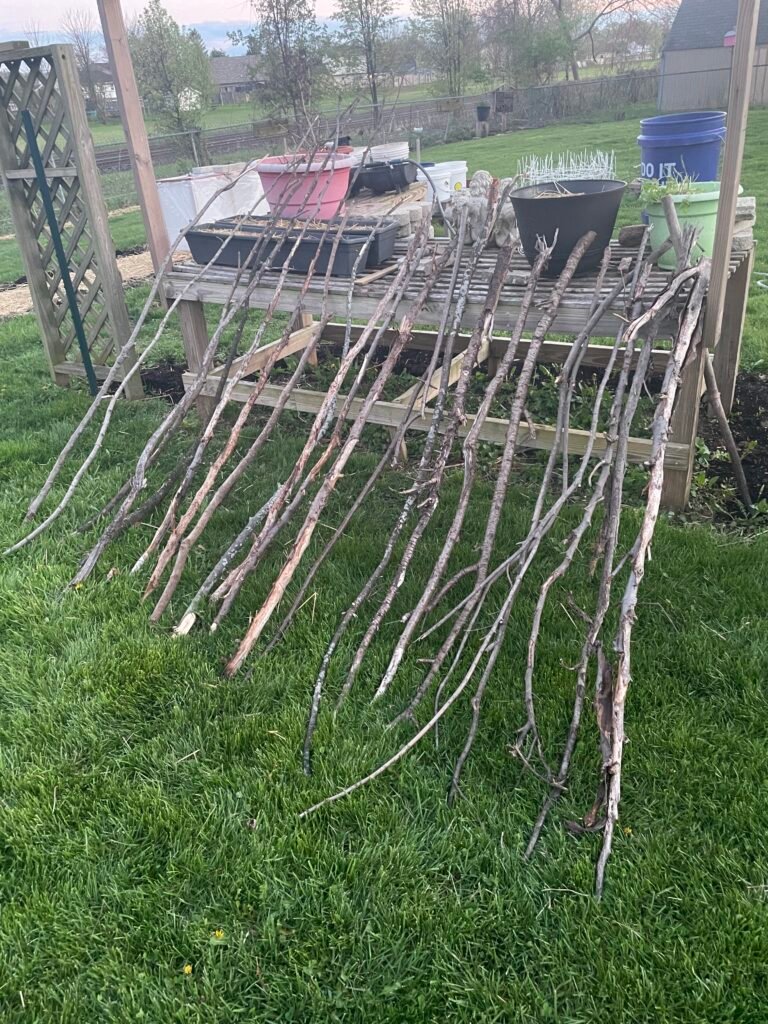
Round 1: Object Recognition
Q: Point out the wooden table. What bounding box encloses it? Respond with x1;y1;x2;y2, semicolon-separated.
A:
164;238;754;510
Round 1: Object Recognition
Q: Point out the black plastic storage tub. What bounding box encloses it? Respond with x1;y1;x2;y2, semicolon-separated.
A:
186;216;398;274
351;159;418;195
185;220;368;277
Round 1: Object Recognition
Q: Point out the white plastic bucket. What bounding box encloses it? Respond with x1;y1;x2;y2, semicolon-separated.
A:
350;141;409;167
419;160;468;203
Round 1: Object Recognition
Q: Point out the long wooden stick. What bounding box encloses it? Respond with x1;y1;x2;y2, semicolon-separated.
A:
595;264;710;898
373;232;597;703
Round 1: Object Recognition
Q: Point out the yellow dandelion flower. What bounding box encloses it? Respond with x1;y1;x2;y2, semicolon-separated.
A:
213;929;224;939
183;964;193;975
623;826;633;835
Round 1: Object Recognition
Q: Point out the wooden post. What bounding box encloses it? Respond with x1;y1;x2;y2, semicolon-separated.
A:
96;0;169;273
300;311;318;367
661;0;759;511
97;0;217;416
712;245;754;415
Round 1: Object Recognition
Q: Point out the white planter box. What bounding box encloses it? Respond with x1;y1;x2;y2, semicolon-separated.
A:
157;162;268;252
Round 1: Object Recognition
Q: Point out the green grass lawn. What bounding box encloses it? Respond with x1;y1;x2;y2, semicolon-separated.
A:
1;221;768;1016
0;210;147;287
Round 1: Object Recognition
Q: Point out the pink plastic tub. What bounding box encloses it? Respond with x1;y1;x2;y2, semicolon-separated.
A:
256;152;354;219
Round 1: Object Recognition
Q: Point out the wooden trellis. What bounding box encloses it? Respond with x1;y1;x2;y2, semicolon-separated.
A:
0;41;141;397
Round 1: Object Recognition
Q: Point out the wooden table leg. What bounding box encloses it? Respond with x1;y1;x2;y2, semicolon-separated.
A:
660;331;706;512
300;311;318;366
179;299;216;421
711;246;754;417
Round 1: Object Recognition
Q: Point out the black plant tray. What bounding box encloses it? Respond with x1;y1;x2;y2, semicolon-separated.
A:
186;215;397;275
350;159;418;196
327;216;398;266
186;220;368;277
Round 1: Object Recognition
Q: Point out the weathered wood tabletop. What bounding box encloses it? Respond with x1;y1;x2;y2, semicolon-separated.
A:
165;238;749;341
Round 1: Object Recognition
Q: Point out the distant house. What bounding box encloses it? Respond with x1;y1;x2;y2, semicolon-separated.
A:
209;55;264;105
78;61;119;117
658;0;768;111
331;59;436;93
332;57;367;90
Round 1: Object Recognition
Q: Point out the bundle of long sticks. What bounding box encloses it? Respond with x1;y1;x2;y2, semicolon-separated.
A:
8;158;714;895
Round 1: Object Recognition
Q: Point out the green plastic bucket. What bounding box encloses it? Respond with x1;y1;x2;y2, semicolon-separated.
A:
646;181;721;269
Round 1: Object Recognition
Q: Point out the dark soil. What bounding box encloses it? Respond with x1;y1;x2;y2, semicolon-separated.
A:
141;360;186;403
116;244;147;258
699;370;768;505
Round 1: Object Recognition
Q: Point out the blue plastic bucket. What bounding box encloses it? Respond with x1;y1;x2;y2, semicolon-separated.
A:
638;111;726;182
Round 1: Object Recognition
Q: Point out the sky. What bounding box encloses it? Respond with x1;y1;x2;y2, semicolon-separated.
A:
2;0;352;38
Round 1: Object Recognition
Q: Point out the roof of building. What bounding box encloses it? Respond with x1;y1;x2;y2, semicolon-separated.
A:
663;0;768;52
209;55;261;86
78;61;114;86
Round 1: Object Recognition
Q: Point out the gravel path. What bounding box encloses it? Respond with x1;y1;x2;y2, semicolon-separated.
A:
0;248;187;318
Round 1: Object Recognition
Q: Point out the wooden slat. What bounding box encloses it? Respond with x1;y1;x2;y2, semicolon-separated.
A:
165;269;641;339
4;166;77;179
224;321;318;379
166;238;750;344
354;258;402;286
183;372;692;471
322;323;673;372
53;360;127;382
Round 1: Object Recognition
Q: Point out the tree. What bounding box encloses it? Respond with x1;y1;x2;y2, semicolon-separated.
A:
210;48;227;57
23;19;46;46
412;0;479;98
232;0;330;125
546;0;664;80
61;9;107;123
334;0;393;122
130;0;213;154
592;5;673;67
476;0;572;87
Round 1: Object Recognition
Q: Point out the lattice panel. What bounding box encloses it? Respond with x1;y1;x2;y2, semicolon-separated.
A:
0;43;140;395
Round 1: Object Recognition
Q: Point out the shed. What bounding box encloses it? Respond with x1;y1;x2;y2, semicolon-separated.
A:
658;0;768;110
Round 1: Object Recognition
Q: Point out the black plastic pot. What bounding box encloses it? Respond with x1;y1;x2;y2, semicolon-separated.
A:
509;179;627;276
476;103;491;122
352;159;418;195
